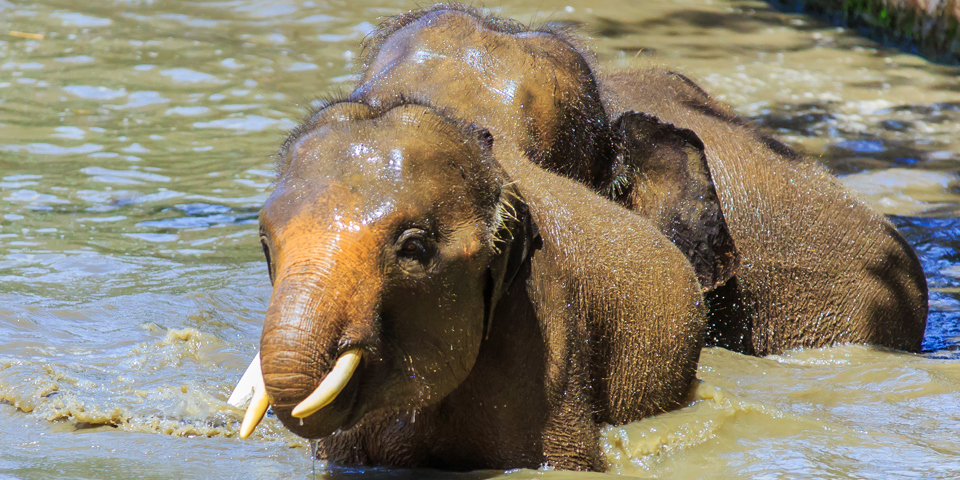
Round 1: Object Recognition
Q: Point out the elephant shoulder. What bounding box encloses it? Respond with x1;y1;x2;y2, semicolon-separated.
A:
518;170;706;421
553;199;706;421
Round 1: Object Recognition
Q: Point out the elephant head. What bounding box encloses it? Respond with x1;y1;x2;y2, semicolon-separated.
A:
611;112;739;291
352;3;616;189
245;100;537;439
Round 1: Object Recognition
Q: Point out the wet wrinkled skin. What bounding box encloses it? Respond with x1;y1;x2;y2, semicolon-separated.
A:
258;100;706;471
356;4;927;356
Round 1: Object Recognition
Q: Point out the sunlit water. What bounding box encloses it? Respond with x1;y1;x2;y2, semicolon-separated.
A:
1;0;958;478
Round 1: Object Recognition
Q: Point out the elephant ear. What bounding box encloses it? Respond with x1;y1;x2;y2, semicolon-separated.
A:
613;111;739;292
484;182;541;338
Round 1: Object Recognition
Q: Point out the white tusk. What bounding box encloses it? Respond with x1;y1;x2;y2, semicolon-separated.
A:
239;379;270;439
291;348;362;419
228;352;262;408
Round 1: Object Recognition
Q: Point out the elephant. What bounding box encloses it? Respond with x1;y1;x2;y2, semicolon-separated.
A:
236;99;707;471
348;3;928;355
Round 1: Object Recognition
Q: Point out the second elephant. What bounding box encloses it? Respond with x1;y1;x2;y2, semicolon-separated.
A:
602;69;928;354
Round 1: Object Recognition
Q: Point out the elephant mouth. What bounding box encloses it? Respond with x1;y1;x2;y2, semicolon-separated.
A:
235;348;369;439
275;354;367;439
288;347;363;417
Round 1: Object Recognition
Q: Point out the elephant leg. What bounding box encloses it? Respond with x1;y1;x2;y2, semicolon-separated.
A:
541;375;603;471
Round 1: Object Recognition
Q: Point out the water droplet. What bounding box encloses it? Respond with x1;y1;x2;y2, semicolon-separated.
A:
309;439;319;478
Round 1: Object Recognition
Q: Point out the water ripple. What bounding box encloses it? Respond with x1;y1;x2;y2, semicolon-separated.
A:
193;115;294;131
51;12;112;27
81;167;170;184
63;85;126;100
159;69;223;85
2;143;103;155
107;91;170;110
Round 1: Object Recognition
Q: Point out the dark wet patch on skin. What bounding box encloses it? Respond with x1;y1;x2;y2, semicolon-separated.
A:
667;71;714;100
664;71;752;129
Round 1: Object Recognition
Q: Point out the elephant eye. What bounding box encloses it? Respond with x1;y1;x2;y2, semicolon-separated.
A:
396;228;435;263
260;234;275;284
400;238;425;255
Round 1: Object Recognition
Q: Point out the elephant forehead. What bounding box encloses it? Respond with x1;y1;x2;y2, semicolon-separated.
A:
287;124;473;192
364;13;528;101
382;9;548;68
267;134;481;233
265;174;461;234
358;14;593;138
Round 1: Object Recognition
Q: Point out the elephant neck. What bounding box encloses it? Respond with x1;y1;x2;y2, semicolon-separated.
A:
423;264;552;469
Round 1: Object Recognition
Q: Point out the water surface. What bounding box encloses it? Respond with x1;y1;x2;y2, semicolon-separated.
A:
1;0;959;478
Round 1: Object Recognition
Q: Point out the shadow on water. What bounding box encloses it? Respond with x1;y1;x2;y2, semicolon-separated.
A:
891;215;960;356
589;0;857;38
745;100;960;175
590;13;830;60
316;464;508;480
765;0;960;66
593;8;787;37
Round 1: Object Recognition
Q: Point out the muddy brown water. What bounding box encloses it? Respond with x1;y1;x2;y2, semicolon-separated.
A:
1;0;959;478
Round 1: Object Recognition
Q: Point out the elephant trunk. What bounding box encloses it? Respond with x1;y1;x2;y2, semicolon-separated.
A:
259;235;382;416
260;274;332;407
